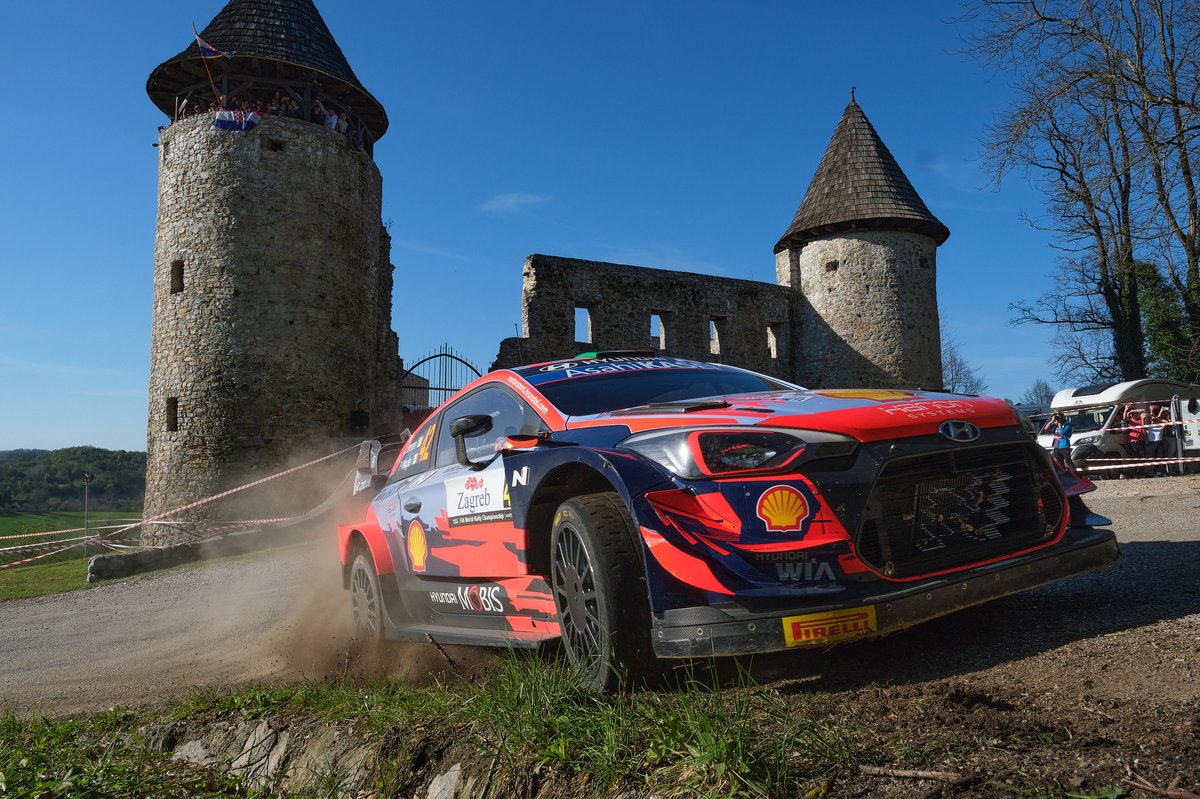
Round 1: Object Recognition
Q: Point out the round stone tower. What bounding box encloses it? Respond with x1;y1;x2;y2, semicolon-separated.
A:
143;0;398;539
774;95;949;390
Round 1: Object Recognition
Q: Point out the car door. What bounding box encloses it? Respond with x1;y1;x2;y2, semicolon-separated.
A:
399;384;547;579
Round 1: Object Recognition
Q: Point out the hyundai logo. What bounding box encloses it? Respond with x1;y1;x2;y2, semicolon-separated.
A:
938;420;981;443
539;362;579;372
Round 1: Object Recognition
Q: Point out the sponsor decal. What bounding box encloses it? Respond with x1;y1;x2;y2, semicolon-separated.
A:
814;389;915;402
428;585;507;613
511;465;530;487
782;606;877;647
526;357;711;384
396;422;438;473
445;464;512;527
407;520;428;573
505;375;551;416
774;560;836;582
878;400;978;420
756;485;811;533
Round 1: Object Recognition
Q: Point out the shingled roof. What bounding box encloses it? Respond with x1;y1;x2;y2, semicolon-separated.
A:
146;0;388;138
774;98;948;253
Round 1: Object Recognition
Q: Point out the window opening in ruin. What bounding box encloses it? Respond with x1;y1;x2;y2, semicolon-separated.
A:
709;318;724;355
166;397;179;432
768;324;780;360
825;260;839;273
650;313;667;351
269;140;285;152
170;260;184;294
920;256;930;268
575;306;592;344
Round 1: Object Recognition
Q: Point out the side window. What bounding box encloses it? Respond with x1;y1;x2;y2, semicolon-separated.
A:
388;415;440;483
435;386;547;467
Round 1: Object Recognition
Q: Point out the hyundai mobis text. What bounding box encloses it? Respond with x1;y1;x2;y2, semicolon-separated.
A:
338;354;1118;687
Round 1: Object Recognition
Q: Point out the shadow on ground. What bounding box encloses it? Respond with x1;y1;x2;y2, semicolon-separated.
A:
741;540;1200;692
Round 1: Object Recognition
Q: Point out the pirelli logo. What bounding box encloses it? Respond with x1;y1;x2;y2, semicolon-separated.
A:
782;606;877;647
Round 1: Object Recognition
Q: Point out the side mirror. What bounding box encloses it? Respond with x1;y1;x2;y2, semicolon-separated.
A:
450;414;494;470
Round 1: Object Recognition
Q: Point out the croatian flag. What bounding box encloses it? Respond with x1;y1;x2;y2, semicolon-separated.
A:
193;23;234;58
214;110;261;131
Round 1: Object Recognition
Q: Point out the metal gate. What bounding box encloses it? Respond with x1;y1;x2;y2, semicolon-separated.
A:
399;344;483;408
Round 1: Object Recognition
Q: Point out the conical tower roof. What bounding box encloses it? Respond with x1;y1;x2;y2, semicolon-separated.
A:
147;0;388;138
774;97;947;253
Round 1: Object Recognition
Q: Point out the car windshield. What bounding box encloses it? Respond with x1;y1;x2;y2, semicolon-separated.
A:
1059;406;1114;434
537;368;795;416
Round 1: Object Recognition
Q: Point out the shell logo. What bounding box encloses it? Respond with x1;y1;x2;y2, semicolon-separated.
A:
756;485;811;533
407;520;428;573
814;389;915;402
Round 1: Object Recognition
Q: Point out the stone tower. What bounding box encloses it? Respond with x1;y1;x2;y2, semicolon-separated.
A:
143;0;403;539
775;96;949;389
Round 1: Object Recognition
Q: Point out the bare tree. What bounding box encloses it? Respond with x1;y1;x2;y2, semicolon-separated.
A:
1020;378;1057;405
941;330;990;394
966;0;1200;380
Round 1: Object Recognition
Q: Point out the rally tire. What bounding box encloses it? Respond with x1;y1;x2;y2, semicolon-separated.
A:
349;549;384;642
549;492;657;691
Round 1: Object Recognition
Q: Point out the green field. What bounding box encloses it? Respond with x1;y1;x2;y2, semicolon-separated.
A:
0;511;142;602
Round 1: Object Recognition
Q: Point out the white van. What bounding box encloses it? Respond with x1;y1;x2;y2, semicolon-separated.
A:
1037;379;1200;461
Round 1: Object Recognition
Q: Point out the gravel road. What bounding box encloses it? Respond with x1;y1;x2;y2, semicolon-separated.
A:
2;476;1198;722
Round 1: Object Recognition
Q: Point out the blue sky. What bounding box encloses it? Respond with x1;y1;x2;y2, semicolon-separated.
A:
0;1;1063;452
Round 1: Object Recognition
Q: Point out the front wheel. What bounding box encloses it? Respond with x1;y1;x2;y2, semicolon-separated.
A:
550;493;656;690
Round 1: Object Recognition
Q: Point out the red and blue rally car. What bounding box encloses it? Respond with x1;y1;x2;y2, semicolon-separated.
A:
338;353;1118;687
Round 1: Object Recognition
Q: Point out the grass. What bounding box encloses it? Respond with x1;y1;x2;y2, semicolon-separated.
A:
0;653;864;797
0;708;265;798
0;512;141;602
0;558;92;602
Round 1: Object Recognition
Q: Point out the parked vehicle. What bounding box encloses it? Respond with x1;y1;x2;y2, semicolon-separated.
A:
1038;379;1200;470
338;352;1119;688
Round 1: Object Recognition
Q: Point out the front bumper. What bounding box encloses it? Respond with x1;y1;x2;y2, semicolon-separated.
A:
650;527;1119;657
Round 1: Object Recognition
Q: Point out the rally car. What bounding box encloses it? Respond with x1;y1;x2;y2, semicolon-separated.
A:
338;352;1119;687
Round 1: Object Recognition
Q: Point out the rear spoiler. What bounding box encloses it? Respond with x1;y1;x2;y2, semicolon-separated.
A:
352;430;412;495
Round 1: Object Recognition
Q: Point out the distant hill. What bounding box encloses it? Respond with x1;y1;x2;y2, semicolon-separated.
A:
0;447;145;514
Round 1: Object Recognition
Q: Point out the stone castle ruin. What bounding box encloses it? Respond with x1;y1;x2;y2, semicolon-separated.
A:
493;97;949;391
142;0;416;538
143;0;948;541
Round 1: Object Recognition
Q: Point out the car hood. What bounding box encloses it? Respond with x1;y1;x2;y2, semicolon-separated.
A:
568;388;1020;443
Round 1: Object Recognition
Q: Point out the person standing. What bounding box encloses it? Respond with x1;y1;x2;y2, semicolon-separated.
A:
1042;412;1073;469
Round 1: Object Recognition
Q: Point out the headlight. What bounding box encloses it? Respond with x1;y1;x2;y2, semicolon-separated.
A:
619;427;858;479
1073;434;1099;446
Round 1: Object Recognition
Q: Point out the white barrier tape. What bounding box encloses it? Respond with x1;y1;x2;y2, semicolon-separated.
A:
1079;455;1200;471
1;443;359;568
0;521;154;542
0;535;94;555
0;540;90;570
102;443;360;542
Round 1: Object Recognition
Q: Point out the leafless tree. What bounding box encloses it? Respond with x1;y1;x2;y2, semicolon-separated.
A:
941;330;990;394
1020;378;1057;405
966;0;1200;380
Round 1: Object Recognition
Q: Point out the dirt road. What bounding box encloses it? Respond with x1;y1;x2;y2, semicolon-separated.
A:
2;477;1198;786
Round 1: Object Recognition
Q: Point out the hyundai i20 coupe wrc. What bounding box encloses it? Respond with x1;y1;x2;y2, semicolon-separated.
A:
338;352;1119;688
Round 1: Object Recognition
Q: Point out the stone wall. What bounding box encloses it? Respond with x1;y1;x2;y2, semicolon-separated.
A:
779;230;942;390
492;254;798;380
145;114;402;534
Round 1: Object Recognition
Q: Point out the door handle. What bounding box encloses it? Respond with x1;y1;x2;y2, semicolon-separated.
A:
403;498;422;513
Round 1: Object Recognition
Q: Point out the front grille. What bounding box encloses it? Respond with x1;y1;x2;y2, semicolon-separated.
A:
856;442;1062;578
